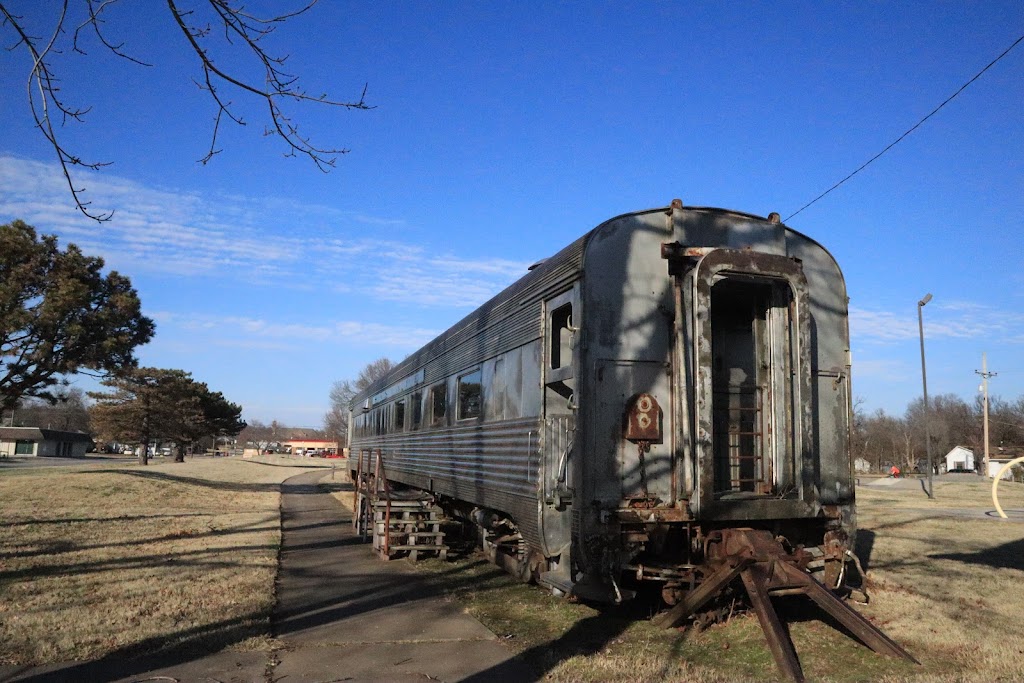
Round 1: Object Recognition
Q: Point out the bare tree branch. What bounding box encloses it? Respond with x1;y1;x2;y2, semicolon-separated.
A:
73;0;152;66
1;1;113;221
1;0;371;221
166;0;371;171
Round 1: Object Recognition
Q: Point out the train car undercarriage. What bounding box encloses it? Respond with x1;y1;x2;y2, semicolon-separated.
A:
352;451;915;683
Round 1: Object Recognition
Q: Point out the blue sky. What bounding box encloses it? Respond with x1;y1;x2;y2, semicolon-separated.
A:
1;2;1022;427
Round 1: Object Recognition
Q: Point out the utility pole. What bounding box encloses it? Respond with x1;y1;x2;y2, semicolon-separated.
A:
976;353;997;478
917;294;934;498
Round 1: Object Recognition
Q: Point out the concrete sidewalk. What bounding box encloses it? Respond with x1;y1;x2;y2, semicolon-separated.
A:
2;469;535;682
269;469;535;682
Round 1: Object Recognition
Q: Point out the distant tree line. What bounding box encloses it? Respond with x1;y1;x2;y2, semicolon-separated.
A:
90;368;245;465
852;393;1024;473
1;219;247;465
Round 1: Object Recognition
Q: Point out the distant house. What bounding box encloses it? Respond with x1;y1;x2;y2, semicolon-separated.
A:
943;446;975;473
0;427;93;458
284;439;339;457
988;459;1016;480
854;457;872;473
987;447;1024;480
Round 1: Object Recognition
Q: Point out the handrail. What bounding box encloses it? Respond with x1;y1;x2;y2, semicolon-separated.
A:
373;449;392;555
353;449;365;518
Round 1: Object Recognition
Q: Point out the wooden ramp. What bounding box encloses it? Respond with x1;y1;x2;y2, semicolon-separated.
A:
373;498;448;562
352;448;449;562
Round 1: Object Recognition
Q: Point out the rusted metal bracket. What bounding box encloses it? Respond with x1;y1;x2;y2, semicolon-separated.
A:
655;529;918;683
651;555;753;628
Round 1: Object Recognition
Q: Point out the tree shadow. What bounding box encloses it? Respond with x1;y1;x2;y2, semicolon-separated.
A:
931;537;1024;571
460;611;632;683
855;529;876;572
1;513;208;527
87;468;332;494
6;610;271;683
238;459;340;470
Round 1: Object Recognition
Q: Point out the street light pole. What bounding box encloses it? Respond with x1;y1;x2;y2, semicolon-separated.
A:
918;293;933;499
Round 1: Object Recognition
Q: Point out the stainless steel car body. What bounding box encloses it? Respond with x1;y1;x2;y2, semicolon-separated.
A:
348;201;854;598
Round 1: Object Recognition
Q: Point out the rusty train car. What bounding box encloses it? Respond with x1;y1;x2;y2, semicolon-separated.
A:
348;199;862;603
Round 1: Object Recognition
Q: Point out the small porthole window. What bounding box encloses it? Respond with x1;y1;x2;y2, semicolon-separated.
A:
457;370;482;420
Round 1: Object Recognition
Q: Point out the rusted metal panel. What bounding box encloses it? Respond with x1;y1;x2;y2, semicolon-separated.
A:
623;393;662;442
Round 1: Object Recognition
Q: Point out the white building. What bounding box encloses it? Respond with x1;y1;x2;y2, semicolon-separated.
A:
988;458;1017;480
943;445;975;473
0;427;93;458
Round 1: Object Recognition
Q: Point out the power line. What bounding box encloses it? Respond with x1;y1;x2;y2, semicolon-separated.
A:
785;32;1024;222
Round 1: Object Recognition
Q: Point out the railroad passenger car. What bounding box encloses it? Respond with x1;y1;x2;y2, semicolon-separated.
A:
348;200;856;603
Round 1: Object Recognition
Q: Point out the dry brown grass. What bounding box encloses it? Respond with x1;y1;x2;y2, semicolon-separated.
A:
852;478;1024;683
0;455;325;665
416;477;1024;682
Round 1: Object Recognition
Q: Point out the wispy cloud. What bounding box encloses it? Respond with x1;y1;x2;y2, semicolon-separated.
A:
153;312;439;350
0;155;528;308
850;358;911;383
850;304;1024;345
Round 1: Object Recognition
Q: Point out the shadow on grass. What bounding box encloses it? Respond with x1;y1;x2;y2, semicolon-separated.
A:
238;458;340;470
86;468;288;493
855;529;876;572
5;611;271;683
461;612;632;683
931;537;1024;570
1;513;209;527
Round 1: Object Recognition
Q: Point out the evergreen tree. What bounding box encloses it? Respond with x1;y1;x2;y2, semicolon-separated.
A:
1;220;154;409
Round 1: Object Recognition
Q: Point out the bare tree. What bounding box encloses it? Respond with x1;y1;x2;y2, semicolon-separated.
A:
0;1;371;221
323;357;395;446
238;418;279;453
12;387;91;432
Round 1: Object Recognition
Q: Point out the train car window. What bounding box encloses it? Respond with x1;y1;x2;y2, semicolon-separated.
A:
458;369;483;420
411;391;423;429
430;383;447;425
550;303;573;369
395;400;406;432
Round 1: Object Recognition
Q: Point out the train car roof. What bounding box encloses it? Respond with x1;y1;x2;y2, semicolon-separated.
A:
349;202;831;409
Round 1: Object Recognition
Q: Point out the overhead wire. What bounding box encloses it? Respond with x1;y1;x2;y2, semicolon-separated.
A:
785;32;1024;223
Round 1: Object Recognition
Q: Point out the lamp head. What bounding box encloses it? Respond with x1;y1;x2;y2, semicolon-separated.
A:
918;293;933;307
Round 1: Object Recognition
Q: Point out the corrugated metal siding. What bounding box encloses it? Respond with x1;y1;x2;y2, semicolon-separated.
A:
350;417;544;547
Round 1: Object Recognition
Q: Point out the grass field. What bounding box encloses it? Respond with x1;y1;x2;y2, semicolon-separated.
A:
3;460;1022;682
0;455;325;666
413;477;1024;683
